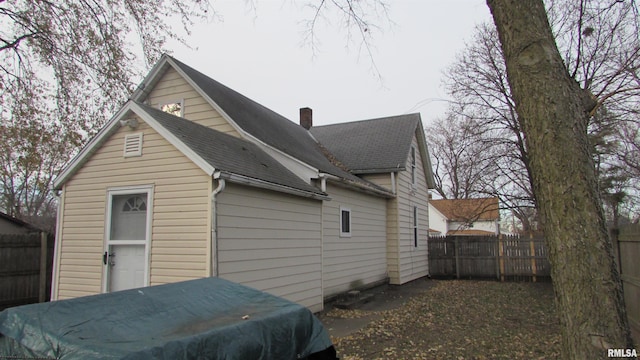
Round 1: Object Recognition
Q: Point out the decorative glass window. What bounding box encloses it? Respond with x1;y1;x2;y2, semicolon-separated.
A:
340;206;351;237
160;100;183;117
122;196;147;212
110;193;148;241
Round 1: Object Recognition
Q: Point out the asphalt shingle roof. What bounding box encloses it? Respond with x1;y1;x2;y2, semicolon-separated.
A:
137;102;326;197
430;197;500;221
168;56;391;194
310;114;421;174
170;58;337;174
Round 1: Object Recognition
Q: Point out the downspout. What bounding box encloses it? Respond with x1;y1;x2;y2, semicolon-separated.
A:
50;188;65;301
317;173;328;308
390;172;397;194
318;173;328;193
210;172;226;277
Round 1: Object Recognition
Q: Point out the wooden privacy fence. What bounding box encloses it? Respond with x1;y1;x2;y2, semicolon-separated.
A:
428;234;550;281
616;224;640;345
0;232;54;310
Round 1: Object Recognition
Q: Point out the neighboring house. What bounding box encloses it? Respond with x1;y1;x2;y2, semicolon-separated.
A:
0;212;39;234
428;197;500;236
51;55;435;312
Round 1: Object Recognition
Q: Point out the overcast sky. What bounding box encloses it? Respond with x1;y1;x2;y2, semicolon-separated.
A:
167;1;493;127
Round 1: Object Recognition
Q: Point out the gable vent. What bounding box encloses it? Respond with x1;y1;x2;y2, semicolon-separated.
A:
123;133;143;157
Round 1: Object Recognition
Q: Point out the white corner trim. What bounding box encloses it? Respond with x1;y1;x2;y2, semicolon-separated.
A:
53;103;135;189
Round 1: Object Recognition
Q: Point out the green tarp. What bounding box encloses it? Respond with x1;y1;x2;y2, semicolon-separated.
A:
0;277;335;359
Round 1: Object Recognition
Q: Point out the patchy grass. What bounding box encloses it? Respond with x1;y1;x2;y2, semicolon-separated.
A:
331;280;560;359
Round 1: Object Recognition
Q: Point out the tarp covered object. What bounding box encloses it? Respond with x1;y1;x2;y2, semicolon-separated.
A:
0;277;335;359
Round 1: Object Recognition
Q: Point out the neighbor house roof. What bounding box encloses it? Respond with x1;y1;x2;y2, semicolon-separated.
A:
430;197;500;222
0;211;39;232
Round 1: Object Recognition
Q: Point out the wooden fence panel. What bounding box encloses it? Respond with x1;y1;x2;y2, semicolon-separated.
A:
0;232;54;310
428;235;550;282
427;237;456;277
618;224;640;345
455;236;499;279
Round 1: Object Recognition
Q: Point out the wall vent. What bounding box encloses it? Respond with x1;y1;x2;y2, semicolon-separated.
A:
124;133;143;157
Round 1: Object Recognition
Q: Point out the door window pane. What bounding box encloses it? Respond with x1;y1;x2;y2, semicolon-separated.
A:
110;194;147;240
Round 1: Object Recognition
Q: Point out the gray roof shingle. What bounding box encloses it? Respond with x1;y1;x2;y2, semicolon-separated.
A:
168;56;391;195
310;114;421;174
170;58;337;173
137;102;326;197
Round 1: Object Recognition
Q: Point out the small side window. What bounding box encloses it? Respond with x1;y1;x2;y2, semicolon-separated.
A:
340;207;351;238
160;100;183;117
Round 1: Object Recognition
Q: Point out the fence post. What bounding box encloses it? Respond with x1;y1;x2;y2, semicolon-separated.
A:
495;237;500;280
454;237;460;279
529;233;537;283
39;231;48;303
498;234;505;282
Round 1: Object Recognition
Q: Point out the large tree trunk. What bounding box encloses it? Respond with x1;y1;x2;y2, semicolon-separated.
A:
486;0;634;358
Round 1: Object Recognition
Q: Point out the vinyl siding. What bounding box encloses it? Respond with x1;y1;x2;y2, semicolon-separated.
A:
361;173;393;193
392;134;430;284
322;184;387;297
55;117;211;300
146;67;241;137
216;183;324;312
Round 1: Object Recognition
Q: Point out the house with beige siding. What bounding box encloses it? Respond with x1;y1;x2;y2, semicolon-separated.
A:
51;55;435;312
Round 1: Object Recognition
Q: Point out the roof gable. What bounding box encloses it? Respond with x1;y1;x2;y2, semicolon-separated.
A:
310;114;419;173
54;101;328;199
430;197;500;222
151;56;342;176
131;55;393;197
311;114;435;187
138;103;326;197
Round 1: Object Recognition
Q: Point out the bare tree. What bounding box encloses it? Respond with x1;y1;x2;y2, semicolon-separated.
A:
439;0;640;230
0;0;215;223
426;114;496;200
487;0;633;357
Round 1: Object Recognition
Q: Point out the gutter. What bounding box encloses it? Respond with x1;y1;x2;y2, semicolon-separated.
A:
210;172;226;277
320;173;395;199
217;172;330;201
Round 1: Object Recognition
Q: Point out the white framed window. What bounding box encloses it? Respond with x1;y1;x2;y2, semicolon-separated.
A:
159;99;184;117
340;206;352;238
410;146;417;185
123;133;143;158
413;206;418;247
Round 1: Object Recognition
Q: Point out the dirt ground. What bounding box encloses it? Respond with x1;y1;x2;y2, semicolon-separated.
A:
318;279;561;360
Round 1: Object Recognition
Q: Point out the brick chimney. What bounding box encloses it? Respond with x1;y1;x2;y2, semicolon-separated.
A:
300;107;312;130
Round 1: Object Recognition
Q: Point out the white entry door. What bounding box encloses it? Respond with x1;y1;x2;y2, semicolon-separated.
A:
105;188;152;292
109;244;146;291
